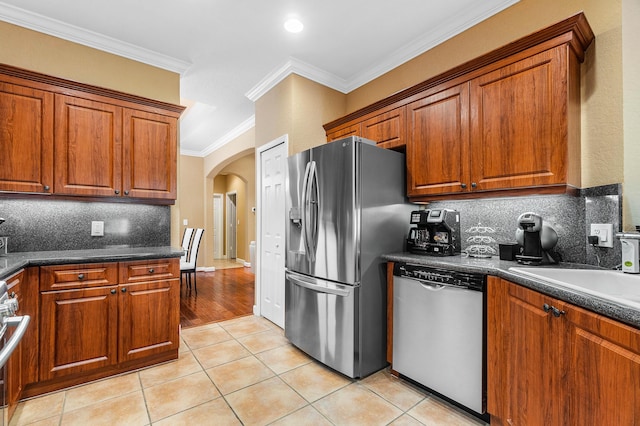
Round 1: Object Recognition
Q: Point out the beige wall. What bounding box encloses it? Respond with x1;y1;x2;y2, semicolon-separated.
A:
0;19;186;243
623;0;640;230
177;155;206;265
255;74;346;154
202;128;256;267
209;155;256;263
0;20;180;103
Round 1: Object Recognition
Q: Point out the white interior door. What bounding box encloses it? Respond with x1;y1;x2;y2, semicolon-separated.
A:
213;194;223;259
226;192;237;259
259;137;287;327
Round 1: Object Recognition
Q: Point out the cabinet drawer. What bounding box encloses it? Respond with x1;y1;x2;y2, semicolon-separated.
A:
40;263;118;291
119;258;179;284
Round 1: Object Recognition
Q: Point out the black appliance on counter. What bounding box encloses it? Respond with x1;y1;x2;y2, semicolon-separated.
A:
515;212;558;264
406;209;461;256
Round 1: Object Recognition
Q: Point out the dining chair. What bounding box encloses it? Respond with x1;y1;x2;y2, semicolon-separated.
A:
180;228;204;293
181;227;194;262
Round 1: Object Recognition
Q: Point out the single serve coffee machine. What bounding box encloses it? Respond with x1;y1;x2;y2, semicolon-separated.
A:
515;212;558;264
406;209;461;256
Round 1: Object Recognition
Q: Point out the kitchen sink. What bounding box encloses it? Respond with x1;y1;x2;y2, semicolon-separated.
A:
509;267;640;310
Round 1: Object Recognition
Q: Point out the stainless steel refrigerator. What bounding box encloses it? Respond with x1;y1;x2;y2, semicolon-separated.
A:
285;136;412;378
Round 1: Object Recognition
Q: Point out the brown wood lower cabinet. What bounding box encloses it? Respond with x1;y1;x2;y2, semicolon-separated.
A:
40;285;119;380
26;258;179;398
119;279;179;362
488;276;640;424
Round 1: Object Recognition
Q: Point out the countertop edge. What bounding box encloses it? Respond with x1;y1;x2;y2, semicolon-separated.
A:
0;247;184;280
383;253;640;329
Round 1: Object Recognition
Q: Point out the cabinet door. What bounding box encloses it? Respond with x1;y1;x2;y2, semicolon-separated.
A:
406;83;470;196
40;286;118;380
361;108;406;149
54;95;122;197
118;279;179;362
565;303;640;423
487;278;565;424
469;47;569;191
122;109;177;200
0;81;53;193
326;123;361;142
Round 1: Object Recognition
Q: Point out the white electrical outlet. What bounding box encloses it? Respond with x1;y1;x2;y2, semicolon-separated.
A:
590;223;613;248
91;221;104;237
183;219;188;226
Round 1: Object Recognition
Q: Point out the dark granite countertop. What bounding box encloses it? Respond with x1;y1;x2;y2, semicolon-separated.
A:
383;252;640;329
0;246;184;280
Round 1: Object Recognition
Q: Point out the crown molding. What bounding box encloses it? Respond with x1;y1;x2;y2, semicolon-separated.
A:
246;0;520;101
0;2;191;74
346;0;521;91
181;115;256;157
245;57;349;101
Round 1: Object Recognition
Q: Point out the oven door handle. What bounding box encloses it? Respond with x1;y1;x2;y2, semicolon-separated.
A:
0;315;30;369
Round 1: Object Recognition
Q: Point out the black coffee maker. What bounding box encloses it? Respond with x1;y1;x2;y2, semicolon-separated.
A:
515;212;558;264
407;209;461;256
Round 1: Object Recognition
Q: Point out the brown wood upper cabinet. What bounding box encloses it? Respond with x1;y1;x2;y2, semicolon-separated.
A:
468;46;580;194
0;81;54;193
407;83;469;196
55;95;123;197
323;13;593;202
0;64;183;203
326;106;406;150
122;109;177;200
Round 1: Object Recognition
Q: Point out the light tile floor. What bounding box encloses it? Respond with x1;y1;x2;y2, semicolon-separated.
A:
10;315;487;426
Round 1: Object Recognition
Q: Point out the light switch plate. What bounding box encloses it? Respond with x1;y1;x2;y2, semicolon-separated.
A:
91;221;104;237
590;223;613;248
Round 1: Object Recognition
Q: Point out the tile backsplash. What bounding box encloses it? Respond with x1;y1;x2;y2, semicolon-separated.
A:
424;184;623;268
0;199;170;252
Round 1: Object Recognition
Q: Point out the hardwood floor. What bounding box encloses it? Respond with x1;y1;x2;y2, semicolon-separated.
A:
179;267;255;329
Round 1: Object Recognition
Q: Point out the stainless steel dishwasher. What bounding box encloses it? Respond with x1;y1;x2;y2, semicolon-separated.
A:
392;262;485;415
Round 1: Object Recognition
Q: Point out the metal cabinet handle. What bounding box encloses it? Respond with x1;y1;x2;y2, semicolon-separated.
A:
121;287;127;293
115;189;120;195
110;289;117;295
78;273;85;280
543;303;565;317
124;190;129;196
148;268;154;274
461;183;467;189
471;182;477;188
43;185;50;191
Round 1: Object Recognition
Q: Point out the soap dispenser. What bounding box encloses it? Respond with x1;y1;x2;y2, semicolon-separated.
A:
617;233;640;273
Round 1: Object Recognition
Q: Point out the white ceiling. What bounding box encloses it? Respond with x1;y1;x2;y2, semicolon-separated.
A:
0;0;518;156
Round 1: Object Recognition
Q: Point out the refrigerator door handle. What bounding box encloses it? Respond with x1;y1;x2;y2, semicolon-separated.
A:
308;161;319;257
301;161;314;261
286;272;352;297
303;161;318;262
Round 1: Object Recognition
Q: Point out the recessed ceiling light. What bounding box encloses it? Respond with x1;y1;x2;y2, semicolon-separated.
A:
284;18;304;33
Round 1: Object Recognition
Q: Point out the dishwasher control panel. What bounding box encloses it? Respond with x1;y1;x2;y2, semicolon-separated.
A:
393;263;485;291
